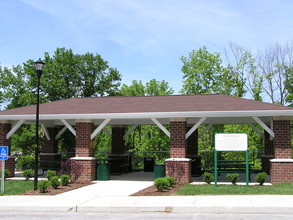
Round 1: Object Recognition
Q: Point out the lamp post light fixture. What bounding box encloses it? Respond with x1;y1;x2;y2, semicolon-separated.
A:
34;58;45;191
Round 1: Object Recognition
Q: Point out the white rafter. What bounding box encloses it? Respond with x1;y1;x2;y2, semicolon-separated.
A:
6;120;25;139
185;118;207;139
249;123;264;139
198;123;213;139
61;119;76;136
55;126;67;140
41;124;50;140
123;125;138;140
253;117;274;138
151;118;170;138
91;119;111;140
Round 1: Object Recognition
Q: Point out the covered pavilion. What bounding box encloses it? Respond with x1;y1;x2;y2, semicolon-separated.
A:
1;94;293;184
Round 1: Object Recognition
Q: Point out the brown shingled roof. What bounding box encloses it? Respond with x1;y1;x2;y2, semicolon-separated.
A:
0;94;292;116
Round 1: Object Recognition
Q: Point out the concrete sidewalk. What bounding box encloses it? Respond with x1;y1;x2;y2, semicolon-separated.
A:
1;172;293;214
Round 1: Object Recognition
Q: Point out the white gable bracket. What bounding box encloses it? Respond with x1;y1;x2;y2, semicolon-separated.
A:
41;124;51;140
61;119;76;136
249;123;264;139
103;127;112;138
186;118;207;139
6;120;25;139
123;125;138;140
253;117;274;139
198;123;213;139
55;126;67;140
151;118;170;138
91;119;111;140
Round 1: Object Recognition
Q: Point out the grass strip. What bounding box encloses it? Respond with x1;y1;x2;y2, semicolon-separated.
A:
176;183;293;195
0;180;34;196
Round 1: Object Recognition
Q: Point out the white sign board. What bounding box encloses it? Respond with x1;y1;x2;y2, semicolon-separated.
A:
215;133;248;151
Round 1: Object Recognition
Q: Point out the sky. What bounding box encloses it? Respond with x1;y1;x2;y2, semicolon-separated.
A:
0;0;293;94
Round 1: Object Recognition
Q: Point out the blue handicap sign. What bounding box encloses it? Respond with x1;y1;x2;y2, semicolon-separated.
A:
0;146;8;160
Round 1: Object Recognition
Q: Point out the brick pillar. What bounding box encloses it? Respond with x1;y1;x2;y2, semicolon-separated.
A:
270;120;293;184
40;127;61;169
261;129;274;174
111;126;125;154
0;123;15;177
71;121;97;182
166;119;191;184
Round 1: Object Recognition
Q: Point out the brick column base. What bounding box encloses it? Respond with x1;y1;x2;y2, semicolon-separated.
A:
70;157;97;183
166;158;191;184
270;159;293;184
0;157;15;177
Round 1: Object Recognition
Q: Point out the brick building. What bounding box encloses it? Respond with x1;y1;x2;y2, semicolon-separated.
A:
0;94;293;184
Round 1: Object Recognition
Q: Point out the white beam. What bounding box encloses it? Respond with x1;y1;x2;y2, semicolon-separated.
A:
123;125;138;140
253;117;274;138
91;119;111;140
6;120;25;139
151;118;170;138
41;124;51;140
186;118;207;139
55;126;67;140
249;123;264;139
198;124;213;139
61;119;76;136
103;127;112;138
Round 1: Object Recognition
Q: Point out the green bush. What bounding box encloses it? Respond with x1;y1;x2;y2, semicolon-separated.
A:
226;173;239;185
46;170;56;181
16;155;34;170
60;175;70;186
166;176;175;187
0;169;10;179
38;180;50;193
255;172;267;186
50;176;61;189
154;177;169;192
203;172;214;184
22;169;34;180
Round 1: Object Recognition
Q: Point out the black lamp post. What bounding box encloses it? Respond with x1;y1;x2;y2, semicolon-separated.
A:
34;58;45;191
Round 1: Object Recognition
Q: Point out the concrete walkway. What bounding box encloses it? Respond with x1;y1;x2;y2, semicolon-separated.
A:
1;172;293;214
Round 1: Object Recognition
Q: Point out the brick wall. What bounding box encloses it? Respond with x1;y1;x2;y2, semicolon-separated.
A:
75;122;94;157
271;161;293;184
273;120;291;159
0;123;14;177
0;157;15;178
70;158;97;182
111;126;125;154
170;120;187;158
166;159;191;184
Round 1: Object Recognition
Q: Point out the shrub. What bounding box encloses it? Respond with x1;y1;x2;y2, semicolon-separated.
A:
226;173;239;185
60;175;70;186
154;177;170;192
50;176;61;189
22;169;34;180
0;169;10;179
203;172;214;184
16;155;34;170
38;180;50;193
46;170;55;181
166;176;175;187
255;172;267;186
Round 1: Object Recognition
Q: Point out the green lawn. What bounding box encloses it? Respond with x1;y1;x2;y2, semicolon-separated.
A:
176;183;293;195
0;180;33;196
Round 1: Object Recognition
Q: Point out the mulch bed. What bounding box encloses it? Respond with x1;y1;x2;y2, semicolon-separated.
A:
22;182;92;196
131;184;183;196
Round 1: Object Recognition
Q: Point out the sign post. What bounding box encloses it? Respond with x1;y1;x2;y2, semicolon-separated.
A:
0;146;8;194
214;133;249;187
